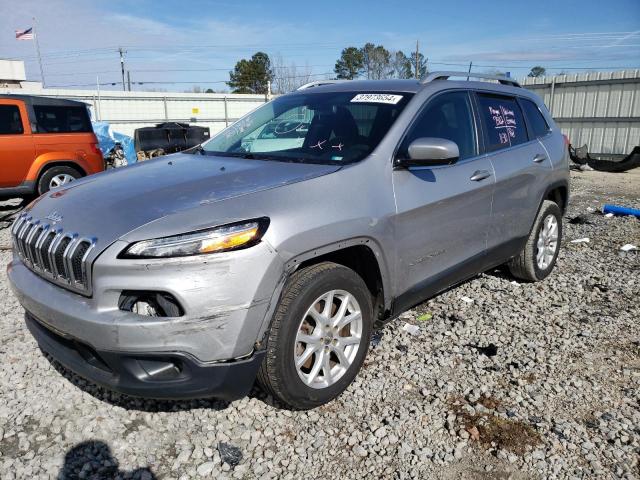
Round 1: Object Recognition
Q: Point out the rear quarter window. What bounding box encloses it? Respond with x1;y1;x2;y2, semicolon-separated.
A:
0;105;24;134
476;93;528;151
520;98;550;138
33;105;92;134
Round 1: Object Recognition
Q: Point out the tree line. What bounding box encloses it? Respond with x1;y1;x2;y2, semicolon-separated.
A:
225;45;548;94
334;43;426;80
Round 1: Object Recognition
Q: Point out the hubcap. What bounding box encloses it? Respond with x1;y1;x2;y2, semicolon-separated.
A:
49;173;76;189
536;214;559;270
294;290;363;389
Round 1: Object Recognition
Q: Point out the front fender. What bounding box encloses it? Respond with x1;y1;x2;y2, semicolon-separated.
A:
254;236;393;346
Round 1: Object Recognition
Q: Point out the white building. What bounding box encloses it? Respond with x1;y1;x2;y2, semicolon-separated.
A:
0;59;42;89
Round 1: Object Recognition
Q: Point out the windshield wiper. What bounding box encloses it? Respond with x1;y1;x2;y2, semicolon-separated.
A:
190;144;206;155
231;152;286;161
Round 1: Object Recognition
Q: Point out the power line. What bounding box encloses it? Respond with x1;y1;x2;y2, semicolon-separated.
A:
47;71;336;88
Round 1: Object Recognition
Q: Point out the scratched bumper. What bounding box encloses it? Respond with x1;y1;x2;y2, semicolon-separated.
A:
8;240;283;363
25;312;265;401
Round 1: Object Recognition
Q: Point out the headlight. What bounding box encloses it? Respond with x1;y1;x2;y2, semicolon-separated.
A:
121;218;269;258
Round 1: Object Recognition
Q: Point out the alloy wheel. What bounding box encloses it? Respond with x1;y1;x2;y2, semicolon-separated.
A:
49;174;76;189
536;214;559;270
294;289;363;389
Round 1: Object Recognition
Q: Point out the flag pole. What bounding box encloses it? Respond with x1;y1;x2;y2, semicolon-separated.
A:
32;17;46;87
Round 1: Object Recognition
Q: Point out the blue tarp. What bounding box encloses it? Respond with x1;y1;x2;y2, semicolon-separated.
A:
92;122;137;165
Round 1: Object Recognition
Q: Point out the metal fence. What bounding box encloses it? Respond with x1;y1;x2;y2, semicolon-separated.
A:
0;87;269;138
520;70;640;157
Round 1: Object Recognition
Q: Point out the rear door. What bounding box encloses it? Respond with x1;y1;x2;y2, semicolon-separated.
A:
392;90;494;307
0;100;34;188
474;92;552;252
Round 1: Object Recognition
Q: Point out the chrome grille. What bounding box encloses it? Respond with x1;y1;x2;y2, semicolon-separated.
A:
11;213;97;295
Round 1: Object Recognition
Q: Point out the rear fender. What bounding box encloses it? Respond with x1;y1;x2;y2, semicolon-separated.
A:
28;152;90;181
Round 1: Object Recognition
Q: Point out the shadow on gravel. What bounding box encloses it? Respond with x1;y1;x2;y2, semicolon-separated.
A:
58;440;156;480
45;353;232;413
0;198;27;230
482;266;516;282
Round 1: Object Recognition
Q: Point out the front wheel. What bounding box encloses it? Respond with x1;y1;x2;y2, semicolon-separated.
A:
508;200;563;282
257;262;373;409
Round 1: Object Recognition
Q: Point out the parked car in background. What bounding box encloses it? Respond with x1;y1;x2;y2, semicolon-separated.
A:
8;73;569;409
0;95;104;197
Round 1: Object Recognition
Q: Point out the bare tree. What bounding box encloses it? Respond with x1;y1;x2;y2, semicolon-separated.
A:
362;43;392;79
271;54;314;94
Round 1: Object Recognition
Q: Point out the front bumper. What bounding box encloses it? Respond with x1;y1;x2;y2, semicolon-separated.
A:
26;312;265;400
8;241;283;363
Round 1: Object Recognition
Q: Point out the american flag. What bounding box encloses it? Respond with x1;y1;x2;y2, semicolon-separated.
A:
15;28;34;40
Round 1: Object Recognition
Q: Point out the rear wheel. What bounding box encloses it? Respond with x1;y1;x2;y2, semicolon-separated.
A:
257;262;373;409
508;200;563;282
37;166;82;195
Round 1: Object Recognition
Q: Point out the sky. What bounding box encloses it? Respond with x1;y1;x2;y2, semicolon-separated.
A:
1;0;639;91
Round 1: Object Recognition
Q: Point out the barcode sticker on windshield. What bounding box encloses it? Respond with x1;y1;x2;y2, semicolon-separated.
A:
351;93;403;104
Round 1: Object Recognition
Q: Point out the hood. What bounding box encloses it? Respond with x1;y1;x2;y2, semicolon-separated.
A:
25;153;341;248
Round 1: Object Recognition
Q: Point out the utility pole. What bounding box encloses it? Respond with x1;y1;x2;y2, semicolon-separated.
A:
127;71;131;91
118;47;126;91
467;61;473;80
415;40;419;79
96;75;101;120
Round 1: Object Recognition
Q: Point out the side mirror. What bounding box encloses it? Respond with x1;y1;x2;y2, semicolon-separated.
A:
397;137;460;167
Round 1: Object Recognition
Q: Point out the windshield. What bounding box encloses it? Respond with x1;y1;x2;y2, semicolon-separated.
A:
202;91;413;164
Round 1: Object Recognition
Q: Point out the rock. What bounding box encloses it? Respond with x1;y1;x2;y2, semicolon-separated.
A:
197;462;216;476
218;443;242;467
374;426;387;439
352;445;367;457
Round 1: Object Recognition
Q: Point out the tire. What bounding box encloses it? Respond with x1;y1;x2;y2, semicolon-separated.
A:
37;166;83;195
508;200;563;282
257;262;373;409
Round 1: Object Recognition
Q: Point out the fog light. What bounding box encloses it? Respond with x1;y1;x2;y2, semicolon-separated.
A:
119;291;184;317
132;301;158;317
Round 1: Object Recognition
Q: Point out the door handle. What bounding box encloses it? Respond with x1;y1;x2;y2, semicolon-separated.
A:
470;170;491;181
533;154;547;163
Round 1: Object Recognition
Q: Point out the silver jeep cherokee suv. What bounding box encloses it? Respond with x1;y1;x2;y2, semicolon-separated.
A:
8;72;569;409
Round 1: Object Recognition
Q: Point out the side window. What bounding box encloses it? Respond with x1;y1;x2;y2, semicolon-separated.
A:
401;91;476;160
476;93;528;151
33;105;92;133
520;98;550;138
0;105;24;135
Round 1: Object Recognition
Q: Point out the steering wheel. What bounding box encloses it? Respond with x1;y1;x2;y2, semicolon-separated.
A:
274;120;306;136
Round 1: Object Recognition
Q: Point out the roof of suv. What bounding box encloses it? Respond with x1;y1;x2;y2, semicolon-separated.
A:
300;79;424;93
0;94;88;108
293;76;541;104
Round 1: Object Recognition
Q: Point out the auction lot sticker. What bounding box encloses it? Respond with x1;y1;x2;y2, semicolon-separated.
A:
351;93;403;104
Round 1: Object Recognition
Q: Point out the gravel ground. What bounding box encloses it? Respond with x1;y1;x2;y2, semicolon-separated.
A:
0;169;638;479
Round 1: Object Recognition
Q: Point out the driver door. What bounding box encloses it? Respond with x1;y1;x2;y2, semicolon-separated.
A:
391;91;494;308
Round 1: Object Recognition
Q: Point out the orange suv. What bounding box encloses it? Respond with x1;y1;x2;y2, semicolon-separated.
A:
0;94;104;197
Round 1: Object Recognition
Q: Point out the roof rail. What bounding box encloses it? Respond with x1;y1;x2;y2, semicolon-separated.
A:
422;71;520;88
296;80;347;91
